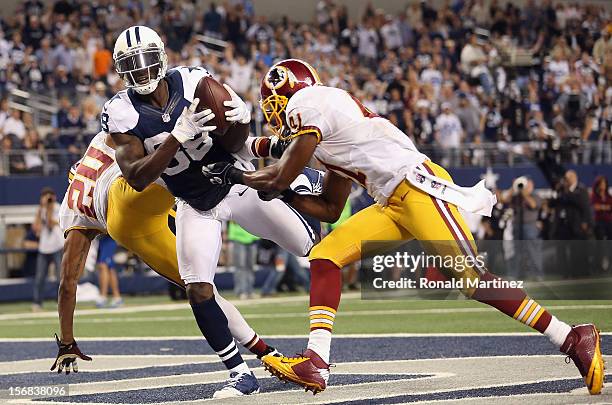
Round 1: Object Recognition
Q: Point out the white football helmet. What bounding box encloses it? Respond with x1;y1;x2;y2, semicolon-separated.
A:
113;26;168;95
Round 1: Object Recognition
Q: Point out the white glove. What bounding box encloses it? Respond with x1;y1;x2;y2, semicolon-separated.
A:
223;84;251;125
172;98;217;144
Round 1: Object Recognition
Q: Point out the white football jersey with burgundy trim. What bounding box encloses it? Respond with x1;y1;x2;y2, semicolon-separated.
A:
285;85;428;205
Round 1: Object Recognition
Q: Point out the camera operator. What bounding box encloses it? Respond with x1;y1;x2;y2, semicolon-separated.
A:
32;187;63;311
503;176;543;279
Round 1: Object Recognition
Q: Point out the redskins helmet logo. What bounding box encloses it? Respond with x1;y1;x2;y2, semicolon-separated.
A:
264;66;289;90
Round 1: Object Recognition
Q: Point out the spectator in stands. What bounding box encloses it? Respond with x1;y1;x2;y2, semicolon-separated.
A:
225;45;253;95
480;97;502;142
435;102;463;166
24;56;45;92
202;3;223;38
0;98;9;130
57;105;84;152
592;28;611;65
32;187;63;312
455;92;482;141
23;15;45;49
413;99;434;145
35;36;55;76
93;38;112;80
460;33;492;94
21;129;44;174
2;109;26;141
0;0;608;173
0;136;22;175
546;49;571;87
357;16;379;67
52;36;73;72
591;175;612;240
96;236;122;308
90;81;108;112
55;65;76;99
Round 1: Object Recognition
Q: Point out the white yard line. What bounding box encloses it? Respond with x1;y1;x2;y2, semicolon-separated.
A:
0;332;610;342
0;293;361;321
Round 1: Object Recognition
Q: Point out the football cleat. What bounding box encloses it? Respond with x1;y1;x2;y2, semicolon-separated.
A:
261;348;330;394
212;371;260;398
560;324;605;395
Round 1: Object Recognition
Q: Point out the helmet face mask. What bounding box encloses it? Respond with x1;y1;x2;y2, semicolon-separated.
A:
113;26;167;95
260;93;289;138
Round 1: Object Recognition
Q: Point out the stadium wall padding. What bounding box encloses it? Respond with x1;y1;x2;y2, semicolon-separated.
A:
0;175;67;205
1;165;611;205
0;270;269;302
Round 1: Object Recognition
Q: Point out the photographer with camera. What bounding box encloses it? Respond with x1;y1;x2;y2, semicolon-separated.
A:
32;187;63;311
504;176;543;279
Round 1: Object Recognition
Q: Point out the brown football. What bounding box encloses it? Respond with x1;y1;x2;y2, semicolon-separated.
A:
194;76;233;136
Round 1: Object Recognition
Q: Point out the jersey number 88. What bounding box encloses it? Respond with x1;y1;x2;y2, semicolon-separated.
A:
144;132;211;176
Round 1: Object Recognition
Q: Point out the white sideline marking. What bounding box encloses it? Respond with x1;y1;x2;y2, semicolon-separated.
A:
0;293;352;321
2;304;612;325
0;332;610;342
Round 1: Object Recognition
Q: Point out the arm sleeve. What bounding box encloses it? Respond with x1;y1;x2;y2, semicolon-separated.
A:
242;136;273;159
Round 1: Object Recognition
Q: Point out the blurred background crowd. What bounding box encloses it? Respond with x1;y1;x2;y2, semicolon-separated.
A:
0;0;610;304
0;0;610;173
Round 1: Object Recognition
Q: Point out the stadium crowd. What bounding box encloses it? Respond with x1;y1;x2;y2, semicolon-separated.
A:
0;0;610;173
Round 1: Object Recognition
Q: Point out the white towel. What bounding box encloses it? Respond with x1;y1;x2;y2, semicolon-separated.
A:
406;164;497;217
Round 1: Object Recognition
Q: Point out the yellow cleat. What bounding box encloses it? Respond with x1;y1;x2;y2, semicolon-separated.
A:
261;349;330;394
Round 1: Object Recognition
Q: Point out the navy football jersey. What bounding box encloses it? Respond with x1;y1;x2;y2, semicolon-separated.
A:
101;66;250;211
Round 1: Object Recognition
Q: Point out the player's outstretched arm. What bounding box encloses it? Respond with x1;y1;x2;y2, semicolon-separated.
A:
285;170;352;223
202;134;318;193
57;229;99;344
52;228;98;374
242;133;319;192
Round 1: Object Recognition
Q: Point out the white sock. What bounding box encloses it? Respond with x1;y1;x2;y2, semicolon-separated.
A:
307;329;332;364
229;361;250;375
544;316;572;348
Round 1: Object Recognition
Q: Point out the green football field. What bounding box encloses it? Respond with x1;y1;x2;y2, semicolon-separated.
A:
1;293;611;338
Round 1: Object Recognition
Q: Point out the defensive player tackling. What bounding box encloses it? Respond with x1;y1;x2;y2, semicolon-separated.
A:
202;59;605;395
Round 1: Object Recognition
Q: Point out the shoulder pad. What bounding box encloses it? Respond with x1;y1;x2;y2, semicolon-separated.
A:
101;91;138;134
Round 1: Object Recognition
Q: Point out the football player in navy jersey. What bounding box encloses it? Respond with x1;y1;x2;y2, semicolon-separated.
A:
102;26;318;398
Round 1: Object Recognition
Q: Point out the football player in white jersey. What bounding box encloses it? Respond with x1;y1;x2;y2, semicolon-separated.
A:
52;131;289;376
102;26;318;397
202;59;604;395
